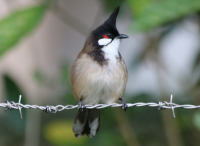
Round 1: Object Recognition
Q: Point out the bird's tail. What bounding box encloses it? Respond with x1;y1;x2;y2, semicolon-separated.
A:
73;109;100;138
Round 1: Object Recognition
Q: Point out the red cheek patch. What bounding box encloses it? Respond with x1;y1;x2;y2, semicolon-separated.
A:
102;35;109;38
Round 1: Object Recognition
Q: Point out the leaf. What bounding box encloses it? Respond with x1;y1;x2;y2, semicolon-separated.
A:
192;49;200;72
126;0;156;16
193;111;200;131
3;75;26;134
128;0;200;32
101;0;125;12
33;69;45;84
60;64;71;86
43;120;88;146
0;6;45;56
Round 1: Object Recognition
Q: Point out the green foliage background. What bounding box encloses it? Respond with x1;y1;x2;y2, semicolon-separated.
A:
0;6;45;57
0;0;200;146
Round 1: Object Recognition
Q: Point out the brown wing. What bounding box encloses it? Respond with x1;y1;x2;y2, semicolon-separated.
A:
70;35;95;101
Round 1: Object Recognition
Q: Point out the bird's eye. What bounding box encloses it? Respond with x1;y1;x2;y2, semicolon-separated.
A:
107;34;112;37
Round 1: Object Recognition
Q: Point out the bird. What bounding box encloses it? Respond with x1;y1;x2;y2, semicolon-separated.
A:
70;6;129;138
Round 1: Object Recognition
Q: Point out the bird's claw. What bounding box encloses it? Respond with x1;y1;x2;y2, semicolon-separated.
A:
119;98;128;111
78;101;85;111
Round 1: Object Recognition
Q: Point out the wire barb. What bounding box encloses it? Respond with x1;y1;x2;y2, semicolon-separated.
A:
170;95;176;118
18;95;23;119
1;95;199;119
158;95;176;118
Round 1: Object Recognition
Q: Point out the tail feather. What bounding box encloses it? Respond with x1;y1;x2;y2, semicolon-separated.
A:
87;109;100;138
73;109;100;138
73;109;89;138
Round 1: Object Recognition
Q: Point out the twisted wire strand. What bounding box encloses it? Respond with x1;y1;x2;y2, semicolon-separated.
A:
1;95;200;119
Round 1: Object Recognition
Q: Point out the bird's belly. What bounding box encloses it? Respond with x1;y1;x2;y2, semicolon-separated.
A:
79;62;125;105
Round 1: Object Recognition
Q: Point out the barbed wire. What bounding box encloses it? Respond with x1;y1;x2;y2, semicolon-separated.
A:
1;95;200;120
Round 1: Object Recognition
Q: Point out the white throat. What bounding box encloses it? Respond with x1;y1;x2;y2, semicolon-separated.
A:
102;38;120;60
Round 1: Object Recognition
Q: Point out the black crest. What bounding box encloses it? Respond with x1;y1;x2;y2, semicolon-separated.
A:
92;7;120;40
103;6;120;34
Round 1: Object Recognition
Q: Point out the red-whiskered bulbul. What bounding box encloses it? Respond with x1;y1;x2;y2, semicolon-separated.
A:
70;6;128;138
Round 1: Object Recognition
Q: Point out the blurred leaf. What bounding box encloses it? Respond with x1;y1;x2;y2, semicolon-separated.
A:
59;64;75;104
126;0;155;16
33;69;45;84
3;75;26;135
101;0;125;12
193;111;200;131
43;120;87;146
0;6;45;57
128;0;200;32
60;64;71;86
192;49;200;71
191;49;200;88
125;94;169;145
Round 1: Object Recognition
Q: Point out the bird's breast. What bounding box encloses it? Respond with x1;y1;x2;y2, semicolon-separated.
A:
70;54;127;105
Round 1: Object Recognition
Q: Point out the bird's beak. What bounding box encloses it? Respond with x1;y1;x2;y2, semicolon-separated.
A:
116;34;129;39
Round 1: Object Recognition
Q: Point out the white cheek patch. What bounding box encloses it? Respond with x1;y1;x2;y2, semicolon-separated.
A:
98;38;112;46
101;38;121;63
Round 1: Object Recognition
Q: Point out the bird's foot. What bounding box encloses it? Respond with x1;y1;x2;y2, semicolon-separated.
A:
119;98;128;111
78;101;85;111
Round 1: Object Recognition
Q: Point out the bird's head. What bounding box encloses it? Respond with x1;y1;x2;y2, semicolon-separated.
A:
91;6;128;48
